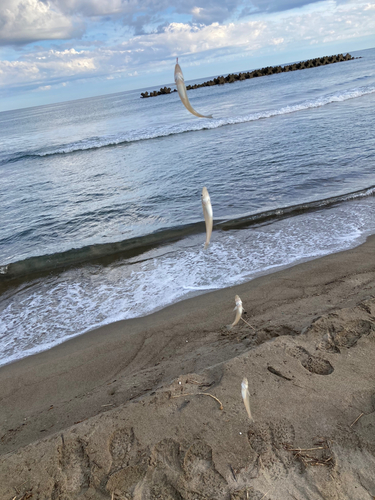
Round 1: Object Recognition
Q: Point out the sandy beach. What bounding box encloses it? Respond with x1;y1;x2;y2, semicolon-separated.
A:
1;236;375;499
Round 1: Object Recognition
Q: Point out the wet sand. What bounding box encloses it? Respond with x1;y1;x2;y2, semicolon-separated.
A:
1;236;375;499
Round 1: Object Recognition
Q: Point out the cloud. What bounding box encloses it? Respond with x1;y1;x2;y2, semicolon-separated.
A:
56;0;152;17
241;0;324;16
121;21;268;59
0;0;357;49
35;85;52;91
119;2;374;61
0;0;83;45
178;0;243;24
0;48;97;86
0;0;374;91
50;0;348;29
54;0;242;23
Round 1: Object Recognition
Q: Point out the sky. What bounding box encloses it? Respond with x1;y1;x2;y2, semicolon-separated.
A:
0;0;374;111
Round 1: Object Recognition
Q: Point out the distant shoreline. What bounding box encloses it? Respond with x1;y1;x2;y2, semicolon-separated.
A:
140;53;356;98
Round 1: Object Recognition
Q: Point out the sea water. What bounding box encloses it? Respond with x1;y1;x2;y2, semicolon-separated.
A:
0;47;374;366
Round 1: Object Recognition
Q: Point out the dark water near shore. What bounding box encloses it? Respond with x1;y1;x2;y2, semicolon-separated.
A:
1;47;375;366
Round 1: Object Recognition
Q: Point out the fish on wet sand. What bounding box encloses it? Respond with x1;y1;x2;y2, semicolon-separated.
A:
241;377;253;421
201;187;213;249
227;295;256;331
229;294;243;328
174;59;213;119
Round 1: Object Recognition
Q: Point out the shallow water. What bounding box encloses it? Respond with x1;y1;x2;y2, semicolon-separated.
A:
0;47;374;366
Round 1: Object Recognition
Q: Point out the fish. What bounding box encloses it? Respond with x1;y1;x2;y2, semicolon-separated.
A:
241;377;253;421
201;187;213;249
174;58;213;119
231;295;243;327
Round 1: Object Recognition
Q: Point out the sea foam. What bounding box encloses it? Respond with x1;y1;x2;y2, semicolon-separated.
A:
0;195;374;367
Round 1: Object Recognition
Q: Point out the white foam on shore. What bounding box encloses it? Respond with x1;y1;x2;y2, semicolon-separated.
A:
1;196;375;367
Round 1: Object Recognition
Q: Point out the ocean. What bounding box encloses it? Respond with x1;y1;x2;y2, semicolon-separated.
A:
1;47;374;367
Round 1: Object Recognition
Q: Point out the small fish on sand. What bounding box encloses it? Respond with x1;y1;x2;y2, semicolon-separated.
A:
241;377;253;421
174;58;213;119
228;294;243;329
201;187;213;249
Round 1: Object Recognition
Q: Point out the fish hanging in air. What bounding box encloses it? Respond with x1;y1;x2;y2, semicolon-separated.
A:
174;58;213;119
201;187;213;249
228;295;243;329
241;377;253;422
227;295;256;331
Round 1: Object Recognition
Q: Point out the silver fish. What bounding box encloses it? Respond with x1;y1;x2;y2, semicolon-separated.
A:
201;186;213;249
174;58;213;119
231;295;243;327
241;377;253;421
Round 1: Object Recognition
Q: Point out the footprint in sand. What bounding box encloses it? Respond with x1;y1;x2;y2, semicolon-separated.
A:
150;480;183;500
109;427;137;469
106;427;148;496
333;319;374;348
247;419;296;477
230;488;266;500
150;438;183;472
182;440;226;497
308;304;375;352
55;437;91;495
285;344;334;375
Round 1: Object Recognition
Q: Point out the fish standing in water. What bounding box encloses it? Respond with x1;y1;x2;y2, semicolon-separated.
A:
241;377;253;421
201;187;213;249
174;58;213;119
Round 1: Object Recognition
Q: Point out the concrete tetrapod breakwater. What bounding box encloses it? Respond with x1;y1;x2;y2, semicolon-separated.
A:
140;53;356;98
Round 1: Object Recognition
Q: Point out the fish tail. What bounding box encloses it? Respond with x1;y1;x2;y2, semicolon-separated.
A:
245;398;253;422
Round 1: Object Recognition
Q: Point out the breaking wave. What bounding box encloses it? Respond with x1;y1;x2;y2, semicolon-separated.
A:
1;184;375;282
2;85;374;166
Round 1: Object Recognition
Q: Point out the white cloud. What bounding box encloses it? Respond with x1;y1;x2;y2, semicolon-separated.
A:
0;48;96;86
271;37;284;44
0;0;83;45
0;60;40;84
0;0;338;48
36;85;52;91
121;21;267;57
119;2;375;60
0;0;374;90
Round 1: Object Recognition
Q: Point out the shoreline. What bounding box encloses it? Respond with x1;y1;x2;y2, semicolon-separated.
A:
2;188;375;369
1;217;374;369
3;182;374;285
1;236;375;498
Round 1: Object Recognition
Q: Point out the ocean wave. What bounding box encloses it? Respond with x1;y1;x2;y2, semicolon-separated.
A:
1;194;375;367
2;85;374;166
1;184;374;282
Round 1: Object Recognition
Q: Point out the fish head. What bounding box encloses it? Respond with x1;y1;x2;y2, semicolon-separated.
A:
235;295;242;307
174;62;184;84
201;186;211;205
241;378;248;398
